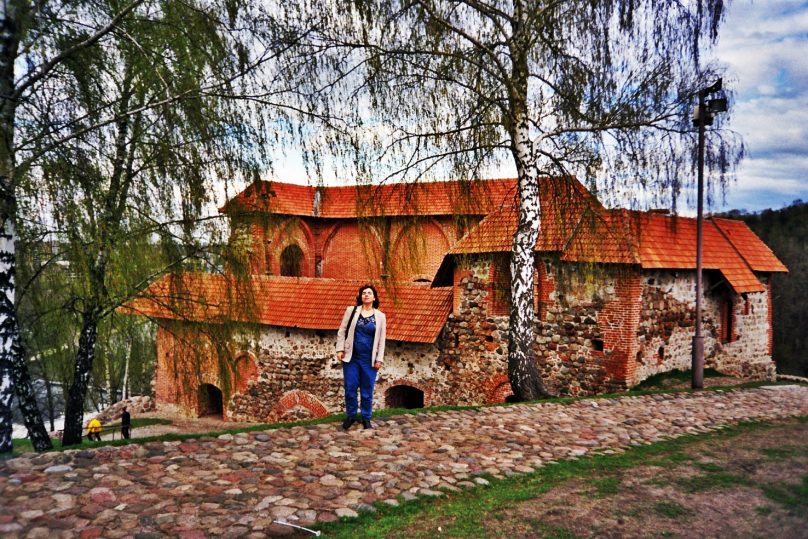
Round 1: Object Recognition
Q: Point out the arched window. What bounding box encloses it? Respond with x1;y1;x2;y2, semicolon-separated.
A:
280;244;304;277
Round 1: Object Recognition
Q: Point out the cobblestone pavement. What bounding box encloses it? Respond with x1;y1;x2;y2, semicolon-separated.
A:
2;386;807;538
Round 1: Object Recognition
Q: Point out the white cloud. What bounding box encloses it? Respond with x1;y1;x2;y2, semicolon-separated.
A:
712;0;808;211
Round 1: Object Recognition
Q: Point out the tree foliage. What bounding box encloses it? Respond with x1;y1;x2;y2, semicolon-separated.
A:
295;0;742;400
1;0;311;451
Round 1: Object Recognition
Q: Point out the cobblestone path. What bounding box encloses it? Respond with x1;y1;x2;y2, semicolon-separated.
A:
2;386;807;538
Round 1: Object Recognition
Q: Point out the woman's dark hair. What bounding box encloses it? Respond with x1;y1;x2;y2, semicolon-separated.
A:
355;284;380;308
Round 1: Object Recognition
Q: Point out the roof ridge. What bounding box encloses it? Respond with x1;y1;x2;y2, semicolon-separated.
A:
708;217;762;276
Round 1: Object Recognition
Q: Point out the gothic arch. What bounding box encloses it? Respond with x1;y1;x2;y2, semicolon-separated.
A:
232;351;259;393
482;373;513;404
390;219;450;282
266;218;316;276
383;378;433;408
321;222;384;280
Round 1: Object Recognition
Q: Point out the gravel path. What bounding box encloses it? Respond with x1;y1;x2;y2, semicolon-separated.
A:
2;385;807;538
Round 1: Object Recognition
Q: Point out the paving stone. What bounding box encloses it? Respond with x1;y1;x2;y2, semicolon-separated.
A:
335;507;358;518
1;387;806;536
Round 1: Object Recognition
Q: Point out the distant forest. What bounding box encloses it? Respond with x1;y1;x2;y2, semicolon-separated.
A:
722;200;808;376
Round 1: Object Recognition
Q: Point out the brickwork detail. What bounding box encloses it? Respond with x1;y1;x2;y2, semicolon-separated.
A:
321;222;383;280
271;390;329;422
482;373;513;404
233;213;461;283
391;219;451;282
265;218;316;277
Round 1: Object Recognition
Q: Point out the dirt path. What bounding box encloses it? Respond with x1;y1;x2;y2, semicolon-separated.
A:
124;412;260;440
394;418;808;538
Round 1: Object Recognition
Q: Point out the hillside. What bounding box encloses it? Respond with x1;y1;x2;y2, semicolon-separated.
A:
722;200;808;376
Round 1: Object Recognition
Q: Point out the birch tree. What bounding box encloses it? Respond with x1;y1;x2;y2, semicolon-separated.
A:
312;0;741;400
1;0;315;451
0;0;142;453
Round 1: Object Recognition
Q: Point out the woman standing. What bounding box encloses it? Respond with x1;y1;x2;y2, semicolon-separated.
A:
336;284;386;430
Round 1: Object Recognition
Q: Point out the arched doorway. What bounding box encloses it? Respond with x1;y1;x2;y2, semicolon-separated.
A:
198;384;223;417
385;385;424;409
280;244;304;277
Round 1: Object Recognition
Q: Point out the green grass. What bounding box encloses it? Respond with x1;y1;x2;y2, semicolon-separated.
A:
694;461;725;472
760;476;808;515
634;368;723;390
589;477;621;497
653;501;691;519
760;446;808;459
310;418;804;538
675;471;753;493
11;418;173;454
646;451;696;467
526;519;581;539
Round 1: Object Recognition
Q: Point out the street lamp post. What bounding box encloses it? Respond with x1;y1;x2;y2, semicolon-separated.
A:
691;78;727;389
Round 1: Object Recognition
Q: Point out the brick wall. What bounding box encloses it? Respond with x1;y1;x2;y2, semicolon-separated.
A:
389;219;451;282
154;324;260;418
233;214;460;283
321;221;384;280
264;218;316;277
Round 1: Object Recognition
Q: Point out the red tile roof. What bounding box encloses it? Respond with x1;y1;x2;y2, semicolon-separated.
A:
450;176;610;256
222;181;315;216
622;211;766;293
119;274;452;343
449;179;786;293
712;218;788;273
221;179;518;218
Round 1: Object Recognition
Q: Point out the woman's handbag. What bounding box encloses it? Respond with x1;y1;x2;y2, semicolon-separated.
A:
335;306;359;364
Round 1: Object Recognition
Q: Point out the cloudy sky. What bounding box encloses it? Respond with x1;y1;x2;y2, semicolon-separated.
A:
713;0;808;212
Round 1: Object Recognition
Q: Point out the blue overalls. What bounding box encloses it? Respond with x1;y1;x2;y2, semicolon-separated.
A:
343;313;378;420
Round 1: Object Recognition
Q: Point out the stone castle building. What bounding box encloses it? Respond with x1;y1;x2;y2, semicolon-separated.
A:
121;177;787;422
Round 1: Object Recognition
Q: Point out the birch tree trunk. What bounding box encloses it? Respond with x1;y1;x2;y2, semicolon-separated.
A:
61;309;100;445
105;351;113;406
122;337;131;400
1;1;52;452
506;0;550;401
0;217;16;453
508;128;549;401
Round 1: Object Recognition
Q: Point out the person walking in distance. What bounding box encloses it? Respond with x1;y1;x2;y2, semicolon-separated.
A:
121;407;131;439
335;284;387;430
86;418;102;442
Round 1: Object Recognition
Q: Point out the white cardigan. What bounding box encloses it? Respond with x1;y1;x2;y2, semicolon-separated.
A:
335;306;387;364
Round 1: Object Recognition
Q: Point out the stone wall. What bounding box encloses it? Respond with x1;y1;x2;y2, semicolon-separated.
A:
156;321;441;422
439;257;648;398
634;270;775;383
439;257;775;399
